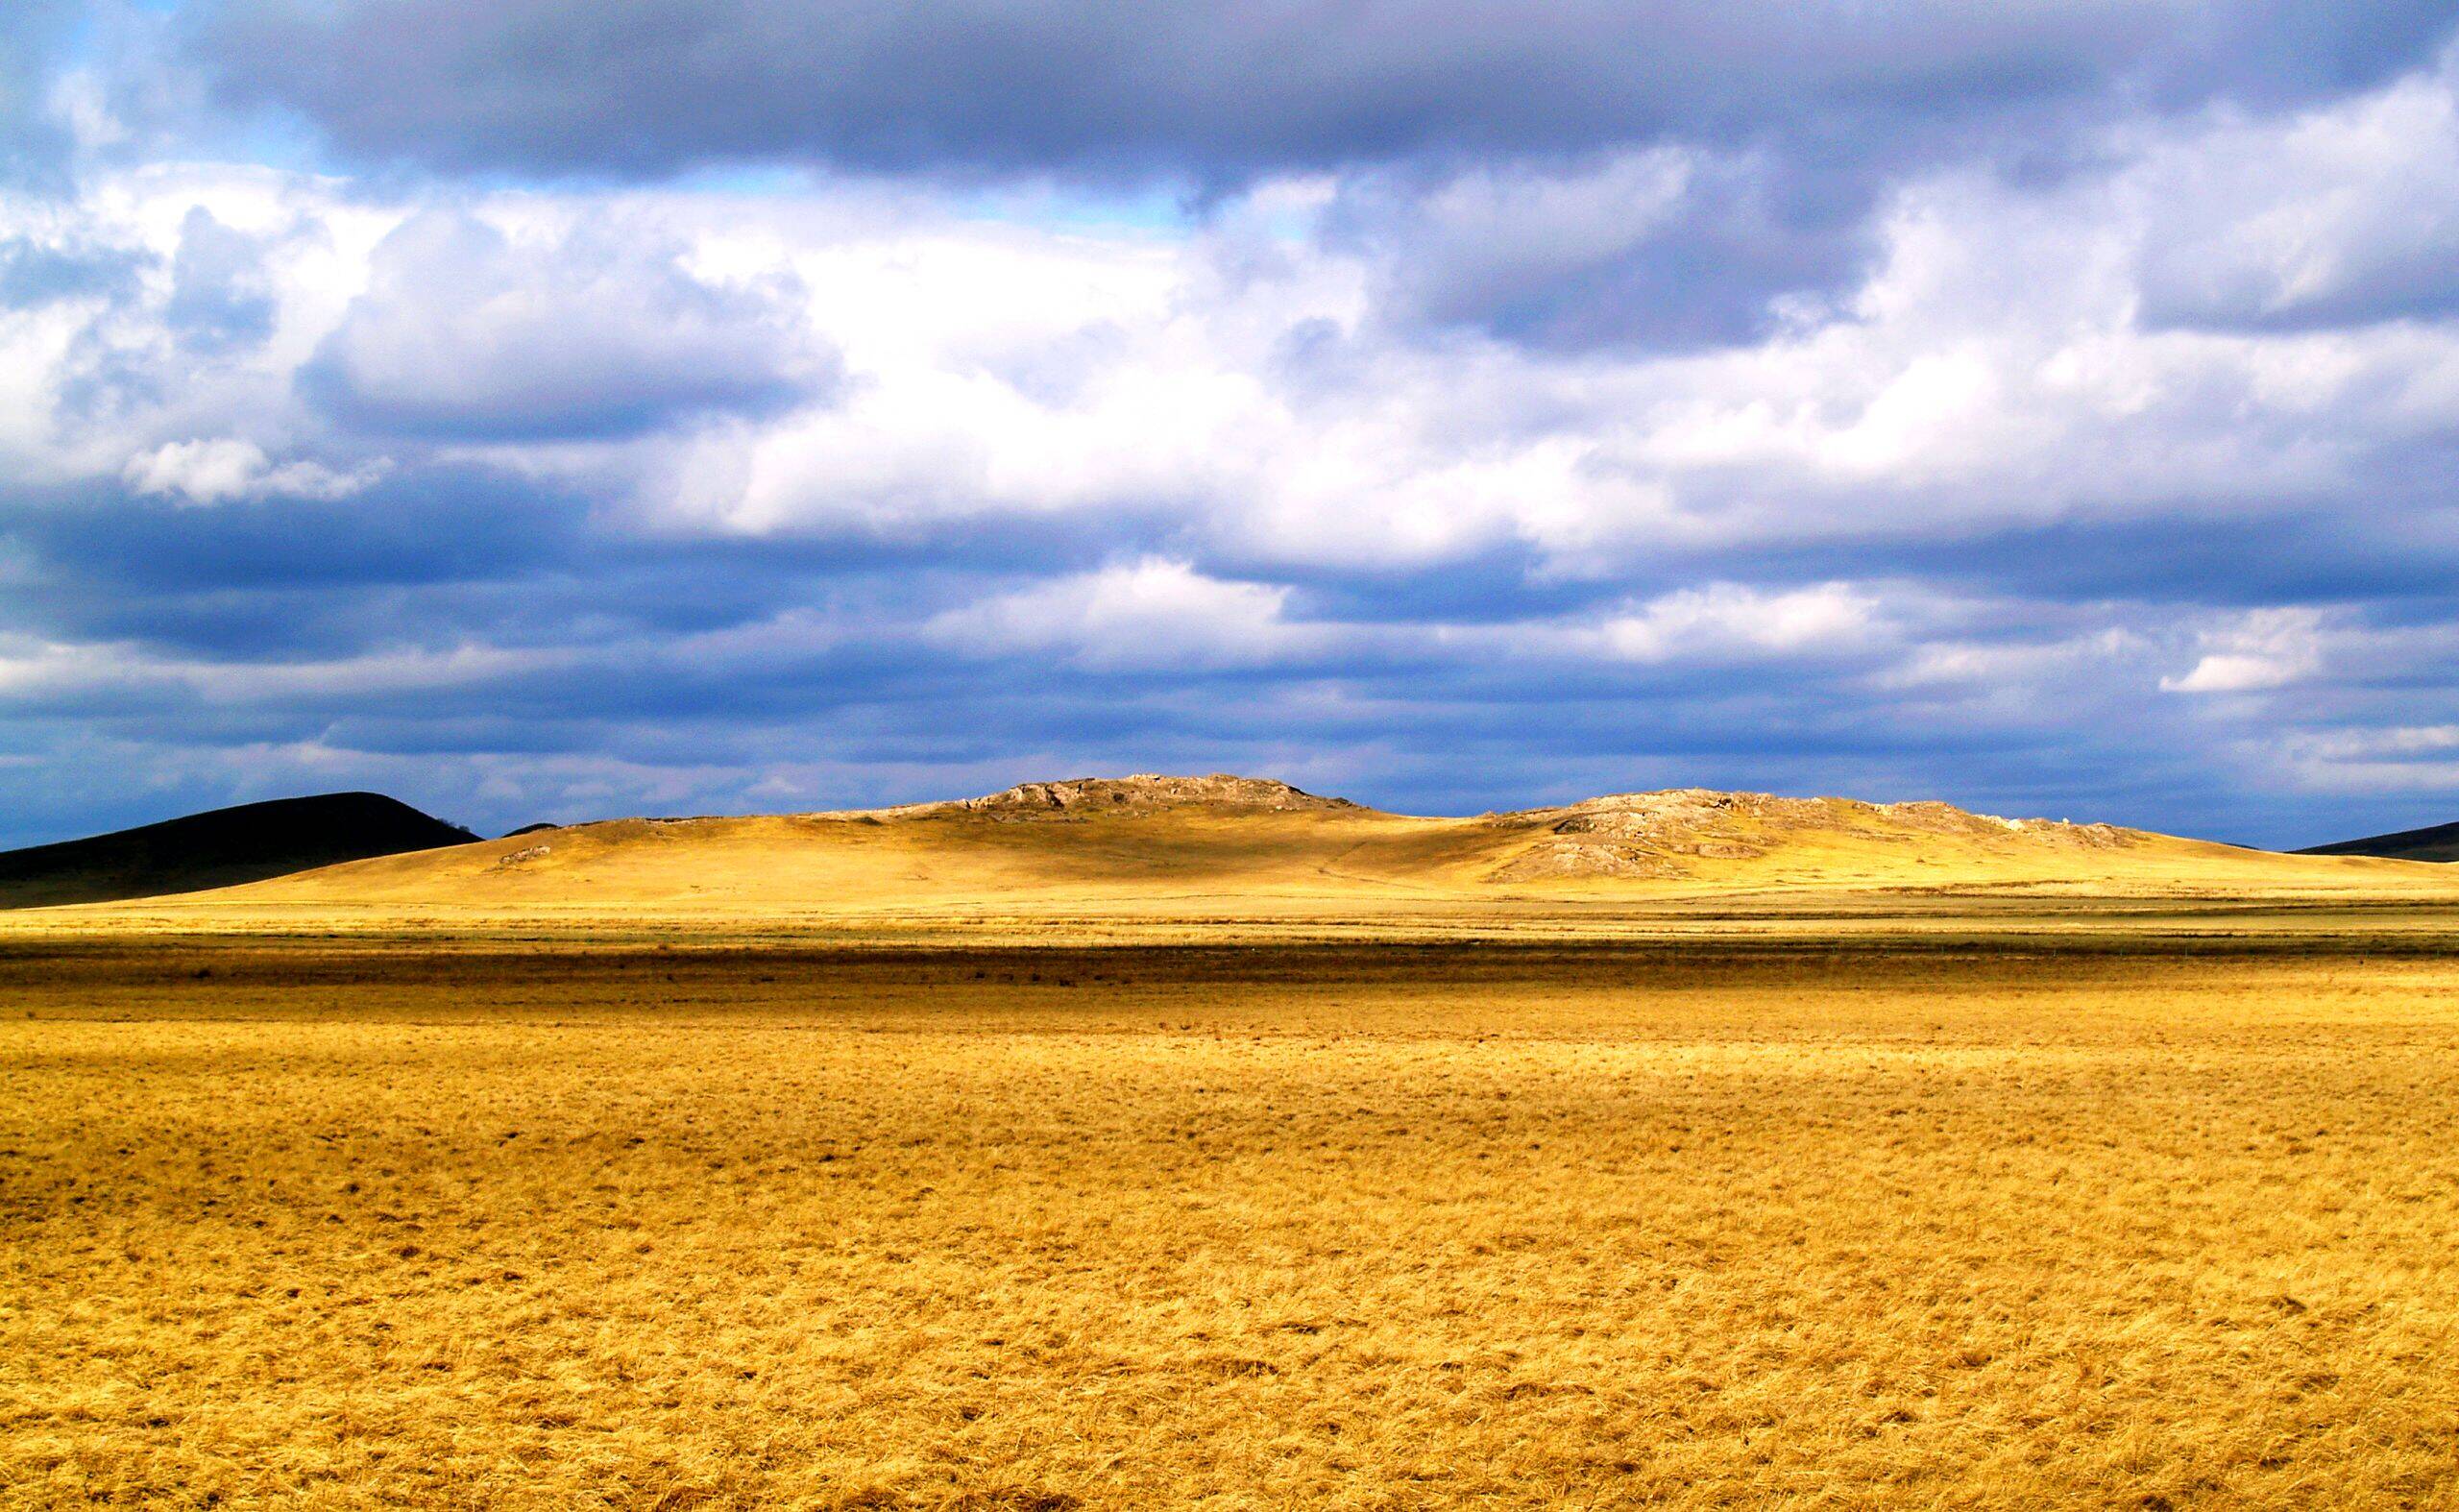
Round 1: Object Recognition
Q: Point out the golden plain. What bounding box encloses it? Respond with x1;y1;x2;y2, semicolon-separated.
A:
6;915;2458;1508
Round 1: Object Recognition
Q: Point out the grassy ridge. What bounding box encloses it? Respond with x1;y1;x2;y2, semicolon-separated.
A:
10;784;2454;933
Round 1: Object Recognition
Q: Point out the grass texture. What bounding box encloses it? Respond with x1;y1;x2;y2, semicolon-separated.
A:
4;933;2456;1507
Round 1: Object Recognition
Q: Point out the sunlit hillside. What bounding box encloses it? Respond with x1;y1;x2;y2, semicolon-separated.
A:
20;773;2449;936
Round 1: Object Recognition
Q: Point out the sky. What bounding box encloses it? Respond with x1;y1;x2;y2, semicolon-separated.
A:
6;2;2459;847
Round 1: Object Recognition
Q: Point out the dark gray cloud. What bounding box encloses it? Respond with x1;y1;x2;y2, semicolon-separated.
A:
178;1;2459;354
190;1;2459;182
301;208;833;441
158;0;2459;356
6;468;590;602
1326;149;1876;352
0;454;2424;850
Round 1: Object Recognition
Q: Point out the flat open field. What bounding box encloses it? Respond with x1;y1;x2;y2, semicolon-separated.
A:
6;925;2458;1508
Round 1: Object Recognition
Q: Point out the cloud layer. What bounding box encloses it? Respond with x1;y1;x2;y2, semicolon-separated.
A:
193;0;2456;180
4;4;2459;846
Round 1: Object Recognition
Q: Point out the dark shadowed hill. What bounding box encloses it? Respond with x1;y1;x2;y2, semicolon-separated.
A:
2297;820;2459;863
0;793;478;908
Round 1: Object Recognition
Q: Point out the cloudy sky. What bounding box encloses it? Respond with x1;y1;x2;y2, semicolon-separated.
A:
5;2;2459;845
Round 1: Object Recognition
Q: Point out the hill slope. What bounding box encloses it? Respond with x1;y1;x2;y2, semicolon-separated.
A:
2298;819;2459;863
0;793;477;908
86;772;2445;924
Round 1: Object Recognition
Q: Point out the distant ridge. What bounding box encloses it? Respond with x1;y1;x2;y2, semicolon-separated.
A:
0;793;478;909
109;769;2447;922
2297;819;2459;863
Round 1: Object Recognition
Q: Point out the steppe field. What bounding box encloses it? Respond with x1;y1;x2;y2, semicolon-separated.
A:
6;905;2459;1509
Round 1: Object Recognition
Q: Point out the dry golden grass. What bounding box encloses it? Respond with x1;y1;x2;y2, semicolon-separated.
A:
16;779;2451;936
6;929;2458;1508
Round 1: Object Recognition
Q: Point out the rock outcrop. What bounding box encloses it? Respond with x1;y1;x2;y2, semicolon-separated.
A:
906;773;1355;819
1488;788;2131;881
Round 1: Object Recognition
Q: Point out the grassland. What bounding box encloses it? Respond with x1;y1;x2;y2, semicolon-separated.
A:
6;923;2458;1508
35;776;2450;934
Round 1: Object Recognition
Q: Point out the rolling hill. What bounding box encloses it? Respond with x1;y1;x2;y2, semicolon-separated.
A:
2298;819;2459;863
0;793;477;909
46;772;2443;927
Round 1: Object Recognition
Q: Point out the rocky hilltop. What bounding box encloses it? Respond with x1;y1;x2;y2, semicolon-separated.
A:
1486;788;2134;881
901;772;1356;819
